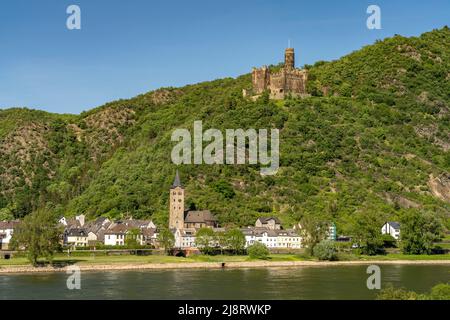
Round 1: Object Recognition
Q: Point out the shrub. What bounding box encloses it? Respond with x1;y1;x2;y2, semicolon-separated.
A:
247;242;269;259
380;234;397;248
429;283;450;300
376;283;450;300
313;240;338;261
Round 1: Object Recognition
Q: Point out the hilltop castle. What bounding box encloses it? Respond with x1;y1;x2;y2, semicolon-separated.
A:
244;48;309;100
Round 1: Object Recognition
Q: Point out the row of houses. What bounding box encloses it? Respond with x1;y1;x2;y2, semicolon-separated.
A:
174;217;336;250
60;215;159;248
0;216;401;251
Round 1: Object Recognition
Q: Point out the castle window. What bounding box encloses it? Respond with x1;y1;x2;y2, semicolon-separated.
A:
178;192;182;195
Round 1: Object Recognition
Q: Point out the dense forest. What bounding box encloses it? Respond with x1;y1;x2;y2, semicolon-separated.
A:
1;27;449;235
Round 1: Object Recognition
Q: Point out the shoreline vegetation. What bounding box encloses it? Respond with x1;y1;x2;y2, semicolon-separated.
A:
1;253;449;274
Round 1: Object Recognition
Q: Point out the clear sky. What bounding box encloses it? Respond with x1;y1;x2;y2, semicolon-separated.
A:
0;0;449;114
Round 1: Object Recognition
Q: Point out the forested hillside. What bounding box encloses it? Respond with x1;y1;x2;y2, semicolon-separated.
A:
1;27;449;234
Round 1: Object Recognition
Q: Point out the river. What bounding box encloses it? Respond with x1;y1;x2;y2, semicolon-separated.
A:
0;265;448;299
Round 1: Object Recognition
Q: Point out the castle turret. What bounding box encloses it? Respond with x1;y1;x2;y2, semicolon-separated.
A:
169;170;185;230
284;48;295;70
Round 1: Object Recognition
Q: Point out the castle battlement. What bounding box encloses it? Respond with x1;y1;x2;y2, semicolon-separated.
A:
244;48;309;100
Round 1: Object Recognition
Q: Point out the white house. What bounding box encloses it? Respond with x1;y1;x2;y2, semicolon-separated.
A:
381;221;401;240
174;228;197;248
104;224;128;246
103;220;158;246
241;228;302;249
0;221;20;250
275;230;302;249
64;228;89;247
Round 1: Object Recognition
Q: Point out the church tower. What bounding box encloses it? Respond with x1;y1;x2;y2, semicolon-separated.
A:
169;170;185;230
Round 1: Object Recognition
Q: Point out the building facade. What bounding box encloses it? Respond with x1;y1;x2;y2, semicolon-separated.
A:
0;221;20;250
381;222;401;240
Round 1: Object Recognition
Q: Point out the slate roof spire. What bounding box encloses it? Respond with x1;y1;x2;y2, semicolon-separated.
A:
171;169;183;189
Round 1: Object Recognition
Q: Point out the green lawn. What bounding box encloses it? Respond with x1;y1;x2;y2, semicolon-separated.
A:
0;253;310;267
358;253;450;261
1;252;449;268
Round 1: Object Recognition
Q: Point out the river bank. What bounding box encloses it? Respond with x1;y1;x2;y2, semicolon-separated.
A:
1;258;450;274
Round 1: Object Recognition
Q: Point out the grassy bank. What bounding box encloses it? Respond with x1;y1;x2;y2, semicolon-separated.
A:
0;253;309;267
1;253;450;268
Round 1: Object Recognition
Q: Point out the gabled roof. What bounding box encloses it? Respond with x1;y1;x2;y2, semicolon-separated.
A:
94;217;110;226
0;220;20;230
387;221;401;230
184;210;217;223
141;228;156;238
257;217;281;224
241;227;300;237
104;223;129;235
66;228;88;237
122;219;154;229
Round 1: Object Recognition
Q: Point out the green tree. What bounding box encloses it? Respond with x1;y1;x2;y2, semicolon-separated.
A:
157;228;175;254
10;210;62;266
125;228;141;248
313;240;338;261
224;228;246;254
380;234;397;248
351;210;385;255
298;215;330;255
247;242;269;259
196;227;216;255
0;207;14;221
213;180;236;199
400;210;444;254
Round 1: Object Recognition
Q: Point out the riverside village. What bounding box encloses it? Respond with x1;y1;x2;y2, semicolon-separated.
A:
1;171;404;256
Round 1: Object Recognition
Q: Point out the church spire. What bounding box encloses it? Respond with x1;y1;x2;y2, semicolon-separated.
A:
171;169;183;189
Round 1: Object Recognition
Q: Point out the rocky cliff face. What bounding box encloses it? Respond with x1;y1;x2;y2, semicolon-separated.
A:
429;174;450;203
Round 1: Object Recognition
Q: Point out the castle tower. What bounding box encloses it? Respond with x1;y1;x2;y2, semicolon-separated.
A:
169;170;185;230
284;48;295;70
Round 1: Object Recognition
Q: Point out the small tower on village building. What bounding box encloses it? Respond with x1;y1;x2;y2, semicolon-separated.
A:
169;170;185;230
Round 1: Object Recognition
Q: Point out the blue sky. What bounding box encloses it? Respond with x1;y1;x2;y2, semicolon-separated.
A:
0;0;449;114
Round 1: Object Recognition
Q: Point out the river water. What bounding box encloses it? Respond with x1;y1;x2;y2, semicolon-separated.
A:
0;265;449;299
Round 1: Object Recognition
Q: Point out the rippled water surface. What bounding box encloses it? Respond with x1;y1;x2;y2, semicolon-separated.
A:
1;265;449;299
